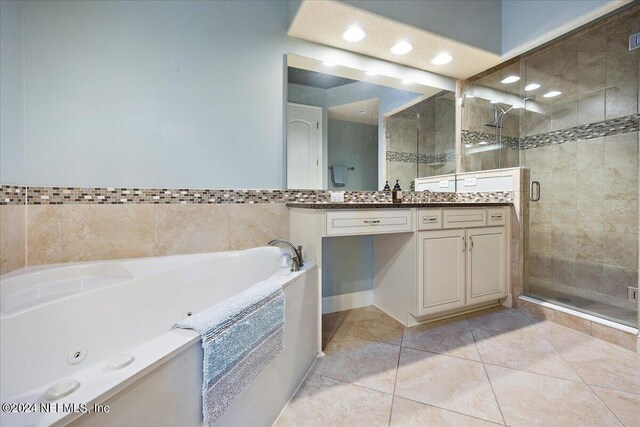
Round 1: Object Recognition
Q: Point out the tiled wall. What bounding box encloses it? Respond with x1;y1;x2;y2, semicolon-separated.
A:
0;186;513;275
525;131;639;301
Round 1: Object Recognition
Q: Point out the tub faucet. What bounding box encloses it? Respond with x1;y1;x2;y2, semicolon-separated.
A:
268;239;304;271
420;189;433;203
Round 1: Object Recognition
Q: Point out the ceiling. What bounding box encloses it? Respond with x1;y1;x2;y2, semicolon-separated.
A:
288;0;503;80
328;98;379;125
288;67;358;89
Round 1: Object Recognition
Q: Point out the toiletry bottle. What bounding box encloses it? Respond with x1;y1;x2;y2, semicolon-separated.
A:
392;180;402;203
383;181;391;191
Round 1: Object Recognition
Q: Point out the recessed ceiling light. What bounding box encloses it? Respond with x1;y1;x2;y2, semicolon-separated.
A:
365;70;377;76
501;75;520;84
431;53;452;65
402;79;413;84
543;91;562;98
390;41;413;55
342;26;366;42
490;100;499;104
525;83;541;91
478;141;489;145
322;61;336;67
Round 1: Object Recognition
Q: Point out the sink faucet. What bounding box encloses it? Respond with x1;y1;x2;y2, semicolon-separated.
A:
268;239;304;271
420;189;433;203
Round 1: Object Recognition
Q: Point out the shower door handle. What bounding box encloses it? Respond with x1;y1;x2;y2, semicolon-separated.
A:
530;181;541;202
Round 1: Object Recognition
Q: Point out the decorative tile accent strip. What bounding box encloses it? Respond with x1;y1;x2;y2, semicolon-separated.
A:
520;114;639;149
1;185;513;206
386;150;456;164
462;130;519;149
0;185;26;205
462;114;639;150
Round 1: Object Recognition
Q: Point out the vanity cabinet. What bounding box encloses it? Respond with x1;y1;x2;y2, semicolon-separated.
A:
414;208;508;318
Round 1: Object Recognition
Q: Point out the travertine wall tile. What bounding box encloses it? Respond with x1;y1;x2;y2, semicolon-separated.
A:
26;205;61;266
60;205;155;262
154;204;230;256
0;205;26;275
228;204;290;251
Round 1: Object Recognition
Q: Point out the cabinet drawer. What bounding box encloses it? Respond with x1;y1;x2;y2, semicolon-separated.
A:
487;208;507;226
443;209;487;229
417;209;442;230
326;209;412;236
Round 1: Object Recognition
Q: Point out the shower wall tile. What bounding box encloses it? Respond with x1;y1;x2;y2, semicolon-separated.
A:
603;232;639;269
603;264;638;299
26;205;61;266
0;205;25;275
552;257;576;287
605;10;639;88
550;226;576;258
606;82;639;119
604;132;639;168
552;141;577;171
576;169;604;201
576;137;604;170
604;201;638;234
574;260;604;292
577;90;605;126
576;228;604;263
604;164;638;201
576;200;604;231
551;101;578;131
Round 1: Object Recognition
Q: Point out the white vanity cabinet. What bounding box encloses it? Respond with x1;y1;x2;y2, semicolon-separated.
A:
414;208;508;318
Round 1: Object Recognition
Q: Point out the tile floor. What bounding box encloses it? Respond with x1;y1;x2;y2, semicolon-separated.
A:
276;306;640;427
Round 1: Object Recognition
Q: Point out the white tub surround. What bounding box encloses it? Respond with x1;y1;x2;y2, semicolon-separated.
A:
0;247;319;427
289;203;511;332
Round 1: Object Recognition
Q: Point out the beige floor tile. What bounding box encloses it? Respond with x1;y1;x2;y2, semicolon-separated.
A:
394;347;503;424
390;396;502;427
313;334;400;394
472;327;582;381
486;365;622;427
322;311;348;348
538;322;640;393
592;386;640;427
402;317;481;361
465;307;536;333
275;374;392;427
335;306;404;345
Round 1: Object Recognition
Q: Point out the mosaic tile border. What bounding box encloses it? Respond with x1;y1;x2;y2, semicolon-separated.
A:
386;150;456;164
0;185;26;205
462;114;639;150
1;184;512;206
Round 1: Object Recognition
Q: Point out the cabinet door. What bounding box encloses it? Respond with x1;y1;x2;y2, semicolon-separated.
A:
416;229;466;317
466;227;507;304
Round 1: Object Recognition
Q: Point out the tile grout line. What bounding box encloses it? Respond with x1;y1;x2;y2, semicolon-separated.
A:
387;326;405;427
545;333;629;427
469;322;508;426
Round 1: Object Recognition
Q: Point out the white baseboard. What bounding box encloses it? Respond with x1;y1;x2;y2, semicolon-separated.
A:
322;290;374;314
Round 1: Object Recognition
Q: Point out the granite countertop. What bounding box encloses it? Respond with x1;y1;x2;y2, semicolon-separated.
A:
286;202;513;209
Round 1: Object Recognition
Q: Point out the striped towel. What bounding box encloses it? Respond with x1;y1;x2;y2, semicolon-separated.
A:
173;281;285;426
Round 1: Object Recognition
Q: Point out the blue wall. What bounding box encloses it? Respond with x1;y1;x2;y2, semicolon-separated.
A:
501;0;612;53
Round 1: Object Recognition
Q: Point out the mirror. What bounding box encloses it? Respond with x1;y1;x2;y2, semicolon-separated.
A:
286;55;456;191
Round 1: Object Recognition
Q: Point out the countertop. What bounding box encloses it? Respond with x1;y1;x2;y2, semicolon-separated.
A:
286;202;513;209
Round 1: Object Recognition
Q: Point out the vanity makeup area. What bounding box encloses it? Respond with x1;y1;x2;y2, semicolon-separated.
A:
284;54;513;351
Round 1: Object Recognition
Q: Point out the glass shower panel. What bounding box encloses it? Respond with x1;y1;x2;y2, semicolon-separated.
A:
523;7;639;327
417;92;456;178
461;63;523;172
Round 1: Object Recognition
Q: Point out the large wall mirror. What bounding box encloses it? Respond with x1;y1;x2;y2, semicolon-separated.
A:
286;54;456;191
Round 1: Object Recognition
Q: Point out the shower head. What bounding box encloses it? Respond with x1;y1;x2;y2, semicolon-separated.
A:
522;95;536;102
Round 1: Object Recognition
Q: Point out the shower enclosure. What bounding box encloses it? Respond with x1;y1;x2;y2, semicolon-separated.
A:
462;6;639;327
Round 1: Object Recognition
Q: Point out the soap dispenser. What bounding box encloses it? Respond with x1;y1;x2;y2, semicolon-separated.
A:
392;179;403;203
383;181;391;191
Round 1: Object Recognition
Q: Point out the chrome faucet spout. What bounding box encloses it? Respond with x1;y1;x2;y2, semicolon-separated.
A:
420;189;433;204
268;239;304;271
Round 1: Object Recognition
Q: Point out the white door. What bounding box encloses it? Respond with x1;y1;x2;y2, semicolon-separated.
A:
287;103;322;189
467;227;507;304
417;229;466;316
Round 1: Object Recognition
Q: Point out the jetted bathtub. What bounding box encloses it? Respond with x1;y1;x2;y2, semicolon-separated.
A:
0;247;319;427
